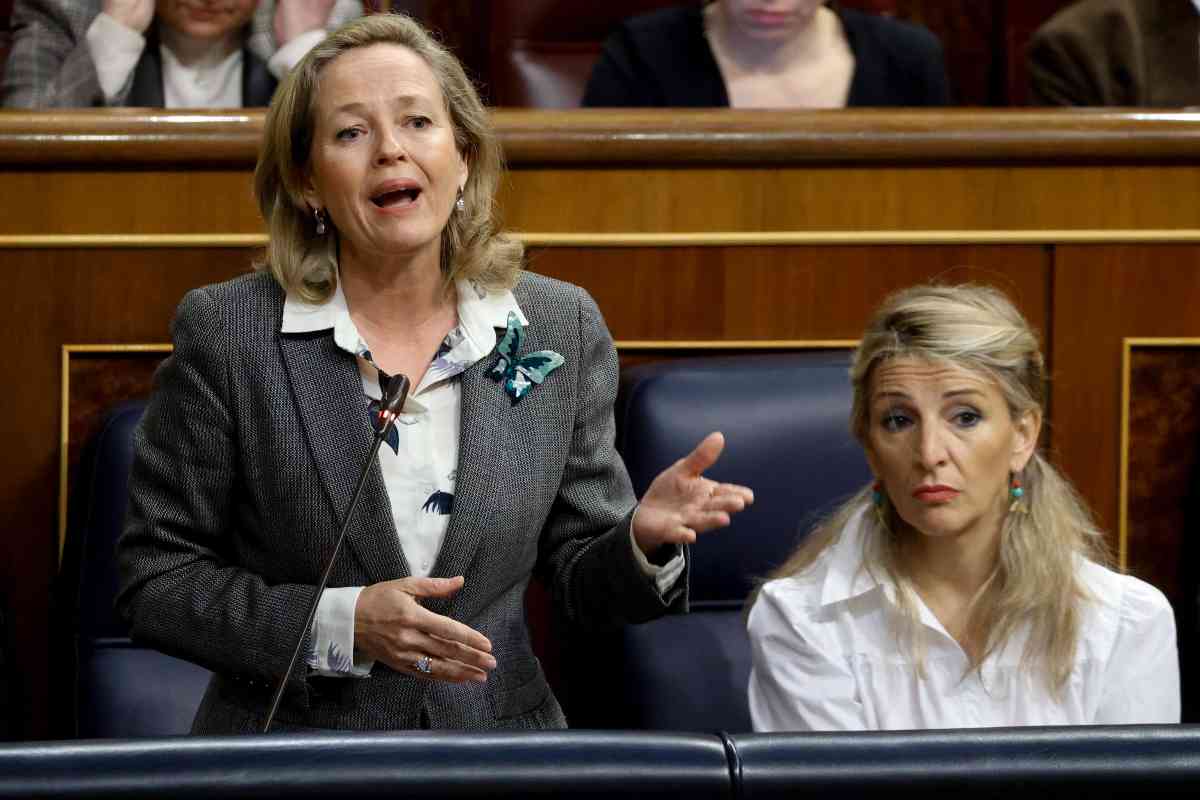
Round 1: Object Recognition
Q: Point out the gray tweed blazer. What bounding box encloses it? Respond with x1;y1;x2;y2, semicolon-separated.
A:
0;0;360;108
116;271;687;733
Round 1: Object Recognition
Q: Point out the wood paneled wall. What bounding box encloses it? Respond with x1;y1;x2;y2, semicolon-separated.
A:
2;108;1199;737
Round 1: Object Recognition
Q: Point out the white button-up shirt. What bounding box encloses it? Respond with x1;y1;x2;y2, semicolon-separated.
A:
748;507;1180;731
282;277;682;676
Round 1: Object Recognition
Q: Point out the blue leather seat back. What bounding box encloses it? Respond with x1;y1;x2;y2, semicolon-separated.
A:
612;352;870;731
66;400;211;737
0;731;734;799
617;351;870;605
726;726;1200;797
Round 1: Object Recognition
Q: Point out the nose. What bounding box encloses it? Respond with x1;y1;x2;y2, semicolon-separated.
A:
374;127;406;166
914;422;949;470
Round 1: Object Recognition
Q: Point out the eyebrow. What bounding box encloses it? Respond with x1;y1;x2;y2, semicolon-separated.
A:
330;95;428;116
872;388;987;403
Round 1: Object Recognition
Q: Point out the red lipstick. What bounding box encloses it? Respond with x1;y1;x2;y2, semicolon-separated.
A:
912;485;959;503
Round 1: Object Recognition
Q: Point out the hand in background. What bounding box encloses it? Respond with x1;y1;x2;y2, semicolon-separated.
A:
354;575;496;683
103;0;154;33
274;0;339;45
632;432;754;557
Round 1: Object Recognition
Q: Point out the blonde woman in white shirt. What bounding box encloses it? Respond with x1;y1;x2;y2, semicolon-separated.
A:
748;284;1180;731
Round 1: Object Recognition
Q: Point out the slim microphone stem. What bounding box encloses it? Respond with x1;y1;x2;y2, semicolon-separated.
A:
262;373;409;734
261;433;388;733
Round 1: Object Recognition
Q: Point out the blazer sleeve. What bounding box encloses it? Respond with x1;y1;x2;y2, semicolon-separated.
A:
1;0;105;108
116;287;318;701
534;287;688;628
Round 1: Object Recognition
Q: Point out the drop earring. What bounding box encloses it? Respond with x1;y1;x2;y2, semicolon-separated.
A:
1009;473;1026;513
872;480;891;531
314;208;327;236
455;189;465;212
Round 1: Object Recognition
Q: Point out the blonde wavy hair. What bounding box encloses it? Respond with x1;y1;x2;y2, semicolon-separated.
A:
254;14;522;302
760;284;1110;696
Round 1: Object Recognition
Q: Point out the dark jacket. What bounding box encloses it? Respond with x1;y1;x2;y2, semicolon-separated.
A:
582;2;951;107
1028;0;1200;107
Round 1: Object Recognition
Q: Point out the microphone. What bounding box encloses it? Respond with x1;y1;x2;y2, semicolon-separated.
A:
262;372;411;733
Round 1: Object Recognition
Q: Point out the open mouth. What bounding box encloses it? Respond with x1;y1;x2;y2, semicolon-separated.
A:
371;187;421;208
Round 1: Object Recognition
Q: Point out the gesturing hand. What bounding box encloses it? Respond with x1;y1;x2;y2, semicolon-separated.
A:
103;0;154;33
354;575;496;683
274;0;339;45
631;432;754;557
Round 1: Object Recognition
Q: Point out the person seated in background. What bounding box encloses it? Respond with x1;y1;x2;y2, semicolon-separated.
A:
748;284;1180;731
1028;0;1200;107
582;0;950;108
2;0;363;108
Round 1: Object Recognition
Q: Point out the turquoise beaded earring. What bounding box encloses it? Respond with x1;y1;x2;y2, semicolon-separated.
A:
1009;473;1026;513
872;480;891;530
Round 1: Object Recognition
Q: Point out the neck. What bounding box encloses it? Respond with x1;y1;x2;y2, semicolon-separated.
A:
901;519;1001;602
338;245;454;335
705;3;831;73
158;23;242;66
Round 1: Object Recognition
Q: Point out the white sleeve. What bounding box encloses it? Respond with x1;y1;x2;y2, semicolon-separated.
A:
84;13;145;104
266;28;326;79
627;506;685;595
307;585;374;678
1094;577;1180;723
747;582;866;731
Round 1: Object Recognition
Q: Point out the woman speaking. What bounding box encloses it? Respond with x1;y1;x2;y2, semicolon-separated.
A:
117;14;752;733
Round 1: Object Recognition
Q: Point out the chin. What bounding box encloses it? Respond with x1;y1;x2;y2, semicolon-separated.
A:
896;507;968;539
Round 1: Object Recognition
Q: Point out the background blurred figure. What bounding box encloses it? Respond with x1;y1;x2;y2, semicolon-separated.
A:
582;0;950;108
747;284;1179;731
2;0;362;108
1028;0;1200;107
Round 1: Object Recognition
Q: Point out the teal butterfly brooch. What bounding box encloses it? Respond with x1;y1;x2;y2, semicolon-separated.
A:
488;311;564;404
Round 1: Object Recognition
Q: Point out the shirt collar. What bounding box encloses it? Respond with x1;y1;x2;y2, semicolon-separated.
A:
280;274;527;358
817;506;1000;656
817;506;893;607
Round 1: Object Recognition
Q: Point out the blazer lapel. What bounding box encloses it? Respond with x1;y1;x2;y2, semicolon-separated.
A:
425;351;510;612
278;331;410;585
128;34;165;107
242;49;278;107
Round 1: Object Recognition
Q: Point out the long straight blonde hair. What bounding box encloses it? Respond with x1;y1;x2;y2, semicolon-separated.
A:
759;284;1110;695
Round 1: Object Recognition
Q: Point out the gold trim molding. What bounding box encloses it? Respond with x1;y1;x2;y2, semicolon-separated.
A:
59;344;173;560
1118;337;1200;570
7;230;1200;249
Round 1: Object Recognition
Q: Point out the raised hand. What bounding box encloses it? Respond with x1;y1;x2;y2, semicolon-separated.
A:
354;575;496;683
103;0;155;33
632;432;754;557
274;0;339;45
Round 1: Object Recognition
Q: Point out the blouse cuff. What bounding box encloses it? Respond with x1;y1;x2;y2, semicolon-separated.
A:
628;505;686;595
307;585;373;677
85;13;146;104
267;29;327;79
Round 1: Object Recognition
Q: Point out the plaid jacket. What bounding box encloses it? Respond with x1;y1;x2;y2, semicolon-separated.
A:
1;0;361;108
117;271;687;733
